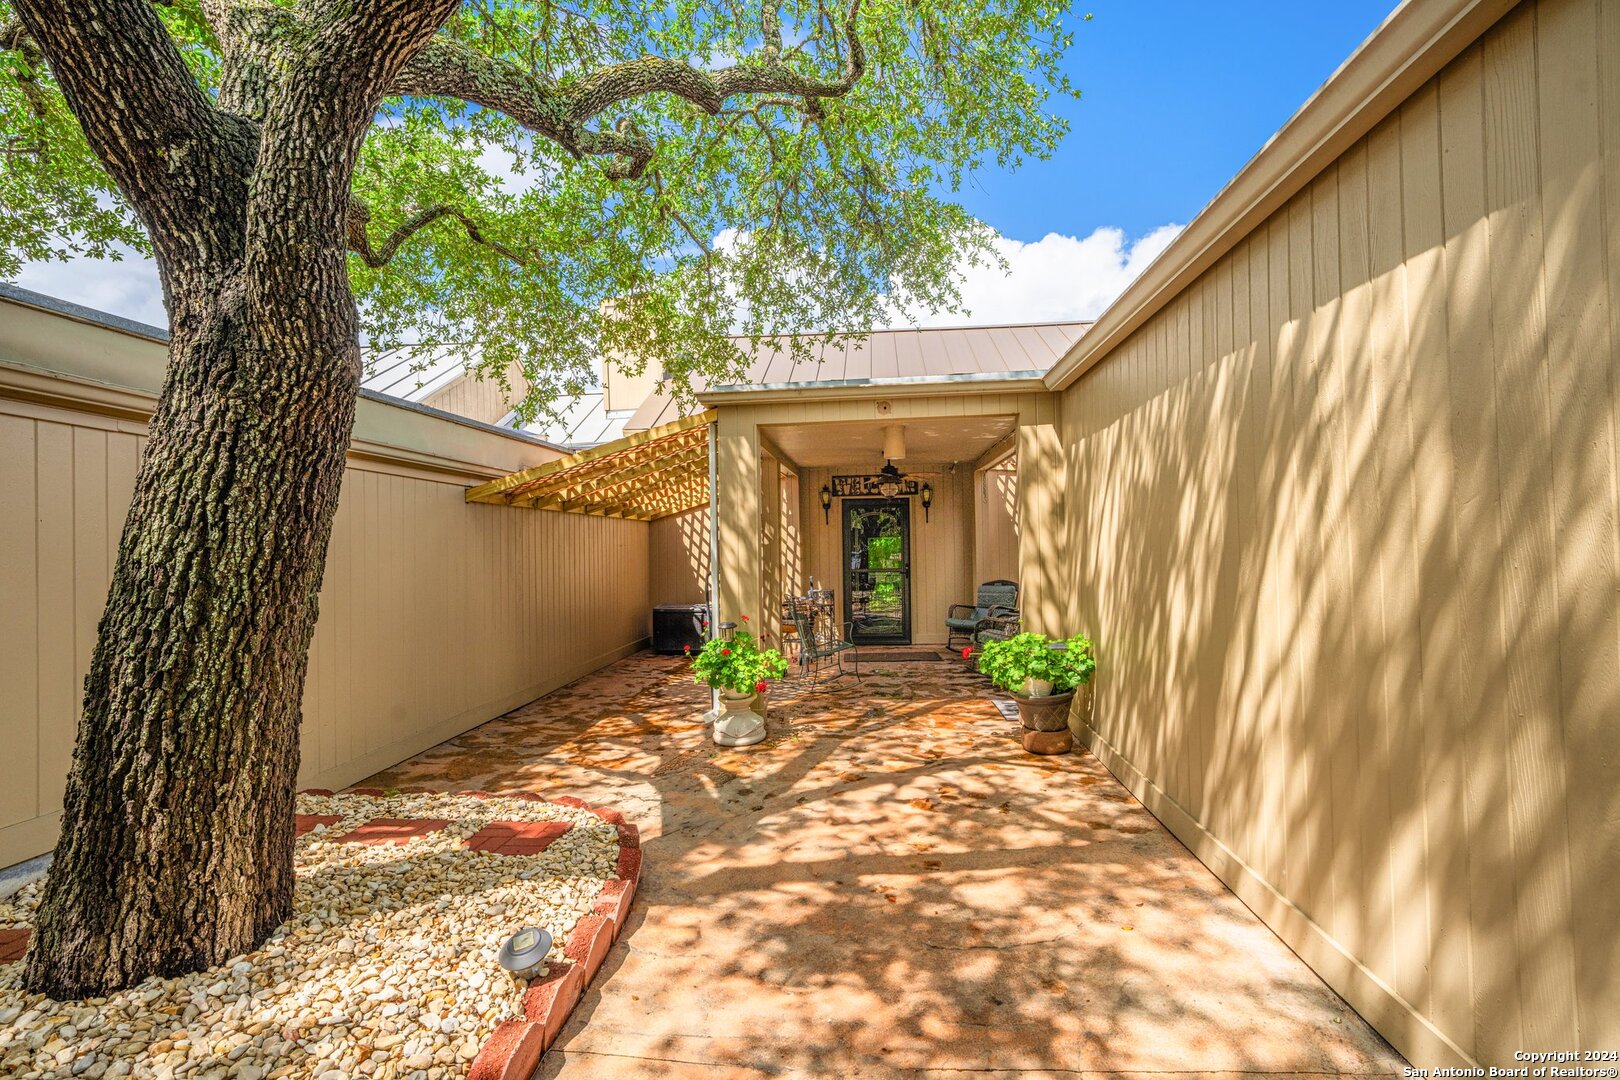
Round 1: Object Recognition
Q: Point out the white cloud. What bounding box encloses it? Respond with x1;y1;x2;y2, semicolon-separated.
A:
889;223;1182;328
10;244;167;328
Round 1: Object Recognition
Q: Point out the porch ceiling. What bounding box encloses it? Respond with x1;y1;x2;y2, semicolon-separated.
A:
465;409;715;520
762;415;1016;469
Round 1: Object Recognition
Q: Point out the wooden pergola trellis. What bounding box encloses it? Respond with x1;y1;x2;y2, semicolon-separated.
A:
465;409;716;520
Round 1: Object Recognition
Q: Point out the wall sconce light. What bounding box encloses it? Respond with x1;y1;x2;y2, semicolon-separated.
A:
920;482;934;523
819;484;832;523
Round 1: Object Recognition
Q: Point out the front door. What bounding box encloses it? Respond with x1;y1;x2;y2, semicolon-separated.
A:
843;498;911;645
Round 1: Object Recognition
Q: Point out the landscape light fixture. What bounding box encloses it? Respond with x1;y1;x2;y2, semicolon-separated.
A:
820;484;833;523
497;927;553;979
920;482;934;522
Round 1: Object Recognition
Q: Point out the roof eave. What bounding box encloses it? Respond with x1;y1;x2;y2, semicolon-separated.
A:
1042;0;1520;392
698;370;1049;406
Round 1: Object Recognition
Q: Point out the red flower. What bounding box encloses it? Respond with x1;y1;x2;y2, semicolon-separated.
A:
741;614;749;622
755;680;768;694
683;644;691;654
962;646;973;659
721;648;732;656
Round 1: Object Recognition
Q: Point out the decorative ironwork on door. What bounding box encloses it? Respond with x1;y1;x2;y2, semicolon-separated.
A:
842;498;911;645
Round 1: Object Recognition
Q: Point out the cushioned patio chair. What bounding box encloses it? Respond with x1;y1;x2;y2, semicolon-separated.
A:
945;580;1020;650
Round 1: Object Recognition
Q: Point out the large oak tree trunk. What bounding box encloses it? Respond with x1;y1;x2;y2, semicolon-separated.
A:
13;0;461;999
22;261;362;1000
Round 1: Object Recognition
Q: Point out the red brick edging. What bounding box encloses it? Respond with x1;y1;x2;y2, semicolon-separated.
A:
0;927;30;963
299;787;642;1079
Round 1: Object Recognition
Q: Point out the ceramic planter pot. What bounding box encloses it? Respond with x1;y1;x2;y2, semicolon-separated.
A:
1010;689;1073;754
1011;689;1073;731
712;691;766;747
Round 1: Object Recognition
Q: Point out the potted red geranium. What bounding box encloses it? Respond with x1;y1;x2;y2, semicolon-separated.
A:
687;616;789;747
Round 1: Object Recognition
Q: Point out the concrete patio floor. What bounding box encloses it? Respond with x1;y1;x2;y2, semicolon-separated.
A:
362;649;1406;1079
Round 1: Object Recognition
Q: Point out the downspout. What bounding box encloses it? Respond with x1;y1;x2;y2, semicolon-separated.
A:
706;416;721;720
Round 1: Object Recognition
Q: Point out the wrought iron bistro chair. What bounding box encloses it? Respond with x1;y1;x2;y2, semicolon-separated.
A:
779;588;837;663
945;579;1021;650
787;596;860;688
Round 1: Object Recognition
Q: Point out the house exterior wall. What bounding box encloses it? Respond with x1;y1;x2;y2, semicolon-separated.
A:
1055;0;1619;1065
973;460;1019;586
795;463;974;646
419;359;526;426
0;297;650;868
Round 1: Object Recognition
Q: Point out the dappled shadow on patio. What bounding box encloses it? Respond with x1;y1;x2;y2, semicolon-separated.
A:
363;650;1404;1079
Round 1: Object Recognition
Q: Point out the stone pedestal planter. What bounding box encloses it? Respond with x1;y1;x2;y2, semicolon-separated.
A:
1011;690;1073;755
712;691;767;747
1021;728;1073;754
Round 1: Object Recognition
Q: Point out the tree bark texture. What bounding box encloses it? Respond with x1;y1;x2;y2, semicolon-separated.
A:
22;274;361;999
13;0;460;998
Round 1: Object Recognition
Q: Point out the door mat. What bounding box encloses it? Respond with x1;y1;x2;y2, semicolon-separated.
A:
852;650;951;663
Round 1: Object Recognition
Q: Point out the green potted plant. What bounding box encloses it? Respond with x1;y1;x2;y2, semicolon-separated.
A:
976;632;1096;754
687;616;789;747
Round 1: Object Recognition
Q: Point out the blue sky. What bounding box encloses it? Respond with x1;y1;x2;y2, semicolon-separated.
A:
963;0;1397;240
12;2;1401;329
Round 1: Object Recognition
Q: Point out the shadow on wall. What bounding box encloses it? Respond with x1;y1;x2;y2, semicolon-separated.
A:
1061;5;1618;1064
649;508;711;608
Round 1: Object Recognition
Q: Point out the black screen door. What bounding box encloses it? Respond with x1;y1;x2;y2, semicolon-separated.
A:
843;498;911;645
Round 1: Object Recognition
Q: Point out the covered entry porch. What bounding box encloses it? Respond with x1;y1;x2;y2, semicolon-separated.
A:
704;378;1071;650
465;373;1074;651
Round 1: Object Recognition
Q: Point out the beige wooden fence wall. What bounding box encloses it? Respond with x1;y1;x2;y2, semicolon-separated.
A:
0;290;651;867
1057;0;1618;1066
648;508;710;606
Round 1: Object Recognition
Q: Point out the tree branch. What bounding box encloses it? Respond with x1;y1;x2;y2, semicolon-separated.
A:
566;0;863;121
9;0;235;214
346;198;529;268
392;0;864;181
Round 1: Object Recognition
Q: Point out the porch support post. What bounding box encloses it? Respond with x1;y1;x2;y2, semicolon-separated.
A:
1016;401;1068;636
714;408;762;628
706;417;721;718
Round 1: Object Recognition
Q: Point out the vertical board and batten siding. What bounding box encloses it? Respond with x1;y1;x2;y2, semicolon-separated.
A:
297;464;648;792
0;306;651;867
974;461;1020;586
419;359;526;426
648;508;710;606
1058;0;1618;1066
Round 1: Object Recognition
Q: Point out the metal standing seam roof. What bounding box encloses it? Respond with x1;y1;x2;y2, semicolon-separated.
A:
498;390;636;449
360;345;470;402
464;409;716;520
620;321;1091;432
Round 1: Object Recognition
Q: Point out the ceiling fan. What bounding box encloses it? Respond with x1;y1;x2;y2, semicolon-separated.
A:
874;460;908;498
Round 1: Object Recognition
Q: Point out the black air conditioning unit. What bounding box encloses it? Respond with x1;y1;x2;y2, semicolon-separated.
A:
652;603;709;654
